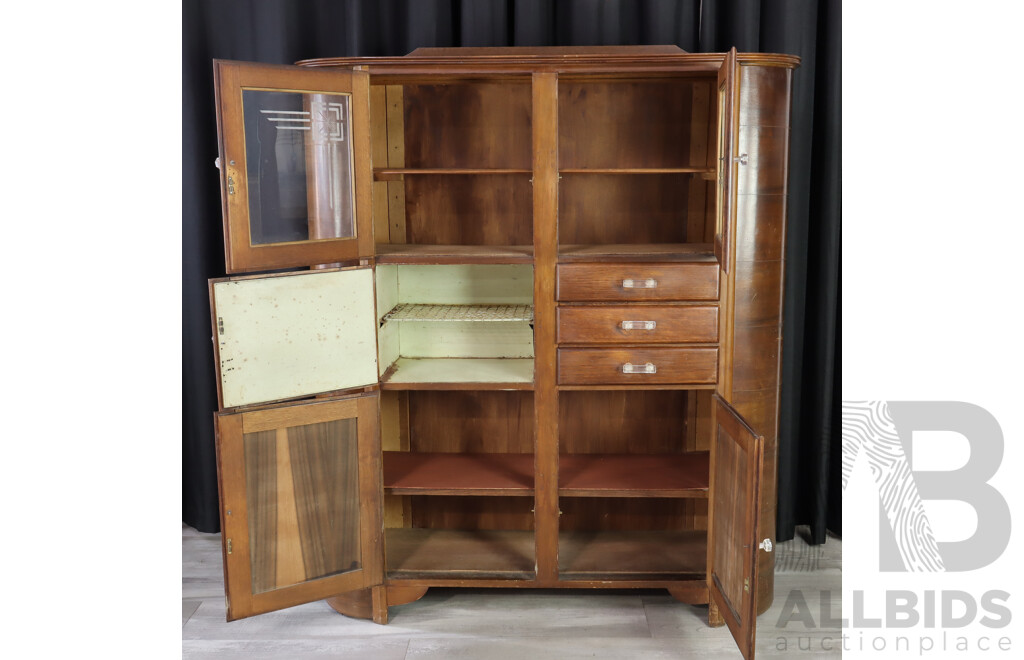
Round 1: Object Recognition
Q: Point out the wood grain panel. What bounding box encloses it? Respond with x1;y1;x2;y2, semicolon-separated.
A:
558;347;718;385
735;126;788;195
735;194;785;261
557;263;719;301
732;260;783;326
559;390;688;455
408;390;534;454
738;66;792;127
558;80;701;169
408;496;535;531
557;305;718;344
558;174;689;245
560;498;689;532
403;174;533;245
242;418;361;594
402;83;532;169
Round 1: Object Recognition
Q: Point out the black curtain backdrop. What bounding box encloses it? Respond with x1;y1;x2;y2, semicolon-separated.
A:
183;0;841;544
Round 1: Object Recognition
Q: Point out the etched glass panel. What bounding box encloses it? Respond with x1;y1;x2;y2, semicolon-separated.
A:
242;90;355;245
244;418;361;594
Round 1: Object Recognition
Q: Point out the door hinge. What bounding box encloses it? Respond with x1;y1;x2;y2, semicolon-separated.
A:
743;577;750;593
226;538;233;555
218;317;225;336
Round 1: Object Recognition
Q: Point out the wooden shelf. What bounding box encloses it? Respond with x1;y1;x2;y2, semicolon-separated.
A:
375;244;534;264
382;304;533;323
559;452;709;498
380;358;534;390
385;528;536;579
559;167;713;175
383;452;534;496
559;530;707;580
375;168;531;181
559;243;717;263
381;451;707;498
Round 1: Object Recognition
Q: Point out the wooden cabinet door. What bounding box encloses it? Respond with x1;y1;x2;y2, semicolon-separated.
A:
214;60;373;273
708;394;768;660
714;48;738;274
210;266;379;409
216;392;383;620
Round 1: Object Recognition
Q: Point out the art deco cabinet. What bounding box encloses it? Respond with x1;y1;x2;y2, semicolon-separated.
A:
208;46;797;660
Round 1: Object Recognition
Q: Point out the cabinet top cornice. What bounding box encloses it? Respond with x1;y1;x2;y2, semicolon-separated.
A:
298;45;800;71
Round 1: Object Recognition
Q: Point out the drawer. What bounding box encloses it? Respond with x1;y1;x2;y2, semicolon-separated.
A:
558;347;718;385
557;264;719;301
557;305;718;344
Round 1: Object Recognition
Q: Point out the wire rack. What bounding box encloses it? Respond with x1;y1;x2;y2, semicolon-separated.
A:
382;303;534;323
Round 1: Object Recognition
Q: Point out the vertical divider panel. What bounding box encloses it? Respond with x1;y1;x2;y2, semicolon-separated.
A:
532;72;559;582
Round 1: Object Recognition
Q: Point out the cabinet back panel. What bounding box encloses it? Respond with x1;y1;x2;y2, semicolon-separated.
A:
558;174;690;244
559;79;712;169
404;174;533;245
559;390;687;454
409;496;535;531
403;83;532;169
560;497;700;531
409;391;534;453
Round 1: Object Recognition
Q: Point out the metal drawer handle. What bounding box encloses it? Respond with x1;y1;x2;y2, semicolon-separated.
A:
622;278;657;289
620;320;656;331
622;362;657;374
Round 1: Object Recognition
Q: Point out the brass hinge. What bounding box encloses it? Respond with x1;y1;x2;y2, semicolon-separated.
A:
743;577;749;593
227;538;233;555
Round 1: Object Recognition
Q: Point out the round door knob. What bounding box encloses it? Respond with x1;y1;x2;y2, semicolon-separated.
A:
759;538;773;553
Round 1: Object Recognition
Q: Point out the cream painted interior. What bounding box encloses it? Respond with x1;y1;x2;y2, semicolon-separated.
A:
375;265;535;382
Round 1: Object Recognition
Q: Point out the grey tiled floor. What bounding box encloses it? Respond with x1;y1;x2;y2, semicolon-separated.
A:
183;524;841;659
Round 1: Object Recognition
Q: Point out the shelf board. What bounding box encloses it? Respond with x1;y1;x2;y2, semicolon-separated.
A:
375;244;534;264
374;168;531;181
383;303;534;323
559;452;709;498
559;167;713;175
558;243;717;263
381;451;707;498
380;358;534;390
383;452;534;496
559;530;707;580
385;528;536;580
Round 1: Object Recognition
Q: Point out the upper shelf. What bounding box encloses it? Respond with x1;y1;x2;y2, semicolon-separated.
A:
374;168;532;181
559;168;713;175
558;243;717;263
375;244;534;264
383;304;534;323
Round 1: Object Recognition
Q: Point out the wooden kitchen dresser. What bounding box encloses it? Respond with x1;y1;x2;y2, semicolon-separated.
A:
208;45;797;660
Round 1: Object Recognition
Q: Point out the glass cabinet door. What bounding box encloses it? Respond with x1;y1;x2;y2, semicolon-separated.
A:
216;392;382;620
714;48;737;274
215;60;373;272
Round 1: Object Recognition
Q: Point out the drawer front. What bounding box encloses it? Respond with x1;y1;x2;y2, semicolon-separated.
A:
557;305;719;344
558;347;718;385
557;264;720;301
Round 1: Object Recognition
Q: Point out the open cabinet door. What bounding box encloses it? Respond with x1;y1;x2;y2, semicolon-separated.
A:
210;266;379;409
214;60;374;273
714;48;738;274
708;394;768;660
216;392;383;620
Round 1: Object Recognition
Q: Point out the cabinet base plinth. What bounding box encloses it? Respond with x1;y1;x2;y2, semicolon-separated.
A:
326;586;431;625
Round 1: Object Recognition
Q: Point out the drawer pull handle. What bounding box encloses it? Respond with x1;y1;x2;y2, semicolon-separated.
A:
620;320;657;331
622;362;657;374
622;278;657;289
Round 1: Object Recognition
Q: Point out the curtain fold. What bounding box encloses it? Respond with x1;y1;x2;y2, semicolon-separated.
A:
182;0;841;542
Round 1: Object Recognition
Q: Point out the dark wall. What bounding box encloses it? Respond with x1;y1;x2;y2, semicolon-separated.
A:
183;0;841;543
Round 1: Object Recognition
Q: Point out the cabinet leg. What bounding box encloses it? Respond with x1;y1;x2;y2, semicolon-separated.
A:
708;600;725;627
372;586;389;624
326;588;375;621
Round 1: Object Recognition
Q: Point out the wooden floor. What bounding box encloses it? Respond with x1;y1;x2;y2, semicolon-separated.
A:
183;524;841;659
